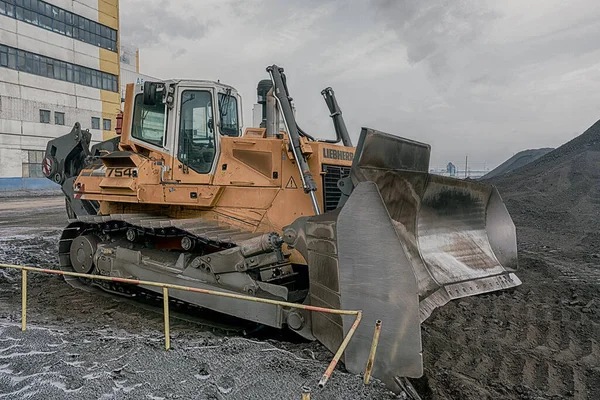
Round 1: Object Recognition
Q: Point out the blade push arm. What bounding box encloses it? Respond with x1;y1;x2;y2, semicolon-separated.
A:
267;65;321;215
321;87;353;147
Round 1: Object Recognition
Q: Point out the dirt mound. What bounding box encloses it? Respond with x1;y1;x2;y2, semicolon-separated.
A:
482;148;554;179
421;120;600;400
488;119;600;257
421;254;600;400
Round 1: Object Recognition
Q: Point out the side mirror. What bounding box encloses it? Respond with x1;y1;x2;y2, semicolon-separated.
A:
143;81;158;106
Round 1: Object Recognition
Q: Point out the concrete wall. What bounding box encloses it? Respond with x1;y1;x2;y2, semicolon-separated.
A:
0;0;120;182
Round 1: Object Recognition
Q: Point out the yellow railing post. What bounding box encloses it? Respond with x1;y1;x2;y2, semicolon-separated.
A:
0;263;369;389
301;386;310;400
318;311;363;388
21;269;27;332
363;319;382;384
163;287;170;350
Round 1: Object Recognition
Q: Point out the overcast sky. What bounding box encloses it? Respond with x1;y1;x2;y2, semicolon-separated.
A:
120;0;600;169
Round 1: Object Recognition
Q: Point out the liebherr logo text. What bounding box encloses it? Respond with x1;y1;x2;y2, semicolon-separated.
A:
323;149;354;161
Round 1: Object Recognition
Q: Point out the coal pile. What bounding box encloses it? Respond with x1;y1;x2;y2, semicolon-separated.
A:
420;120;600;400
487;119;600;258
481;148;554;179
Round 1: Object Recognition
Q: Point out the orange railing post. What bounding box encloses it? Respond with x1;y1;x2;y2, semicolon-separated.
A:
163;287;170;350
301;386;311;399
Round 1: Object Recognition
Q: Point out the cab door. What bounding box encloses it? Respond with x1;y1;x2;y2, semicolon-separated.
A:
171;86;219;185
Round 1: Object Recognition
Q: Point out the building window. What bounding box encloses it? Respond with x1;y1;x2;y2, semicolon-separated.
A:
91;117;100;130
0;0;117;52
39;109;50;123
0;44;118;92
22;150;45;178
0;45;7;67
54;111;65;125
103;118;111;131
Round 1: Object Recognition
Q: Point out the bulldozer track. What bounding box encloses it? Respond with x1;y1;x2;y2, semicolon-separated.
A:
58;213;266;276
64;213;262;247
56;214;273;332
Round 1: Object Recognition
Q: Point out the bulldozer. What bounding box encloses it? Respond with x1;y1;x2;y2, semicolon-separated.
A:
42;64;520;392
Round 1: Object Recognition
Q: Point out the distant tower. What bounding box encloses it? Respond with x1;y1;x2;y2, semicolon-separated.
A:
446;162;457;177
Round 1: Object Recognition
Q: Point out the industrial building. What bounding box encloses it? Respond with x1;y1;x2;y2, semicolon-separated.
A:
0;0;120;190
119;43;156;105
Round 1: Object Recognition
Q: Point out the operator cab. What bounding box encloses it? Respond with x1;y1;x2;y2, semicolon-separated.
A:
128;80;242;175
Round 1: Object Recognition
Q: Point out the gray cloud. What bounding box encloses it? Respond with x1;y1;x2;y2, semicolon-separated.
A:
119;0;210;47
121;0;600;170
372;0;499;75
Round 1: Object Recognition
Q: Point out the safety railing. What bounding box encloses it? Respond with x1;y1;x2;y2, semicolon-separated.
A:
0;263;383;395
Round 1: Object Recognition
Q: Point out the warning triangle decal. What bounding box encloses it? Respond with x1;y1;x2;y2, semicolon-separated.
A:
285;176;298;189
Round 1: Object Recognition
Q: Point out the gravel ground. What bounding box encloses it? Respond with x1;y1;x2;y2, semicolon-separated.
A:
0;321;396;399
0;197;401;400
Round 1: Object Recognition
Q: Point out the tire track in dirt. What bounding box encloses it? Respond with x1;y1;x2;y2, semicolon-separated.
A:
420;253;599;400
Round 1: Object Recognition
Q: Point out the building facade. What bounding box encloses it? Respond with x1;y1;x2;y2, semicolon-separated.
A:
119;42;158;107
0;0;120;189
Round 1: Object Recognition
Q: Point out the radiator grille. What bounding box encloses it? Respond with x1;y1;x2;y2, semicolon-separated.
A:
322;164;351;212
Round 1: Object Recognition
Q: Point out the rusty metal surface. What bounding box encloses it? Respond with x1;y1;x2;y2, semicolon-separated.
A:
350;128;520;322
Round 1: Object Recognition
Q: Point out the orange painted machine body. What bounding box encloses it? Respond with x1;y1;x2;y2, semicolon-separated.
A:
74;83;354;236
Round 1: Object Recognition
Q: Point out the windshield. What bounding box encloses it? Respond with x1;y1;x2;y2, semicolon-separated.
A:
218;92;238;137
132;93;165;147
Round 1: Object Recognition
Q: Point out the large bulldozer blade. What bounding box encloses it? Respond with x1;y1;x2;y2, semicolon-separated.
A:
283;182;422;385
350;128;520;321
283;127;520;390
410;174;520;319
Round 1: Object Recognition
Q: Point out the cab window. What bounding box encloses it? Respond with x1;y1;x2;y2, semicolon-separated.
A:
132;93;165;147
178;90;216;174
218;92;239;137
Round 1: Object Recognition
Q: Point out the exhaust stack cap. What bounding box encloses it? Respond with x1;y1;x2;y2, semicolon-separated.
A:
257;79;273;104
